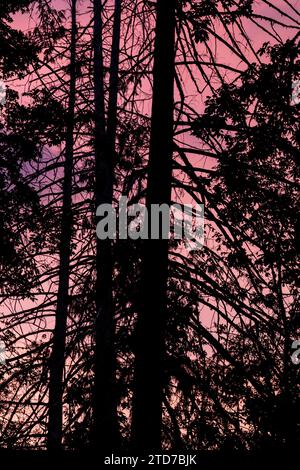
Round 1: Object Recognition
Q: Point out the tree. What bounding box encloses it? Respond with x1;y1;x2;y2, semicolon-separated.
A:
0;0;40;295
93;0;121;451
185;36;300;451
131;0;176;452
47;0;77;452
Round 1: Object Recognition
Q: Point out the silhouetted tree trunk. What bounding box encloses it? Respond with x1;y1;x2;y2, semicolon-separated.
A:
47;0;77;452
132;0;176;452
92;0;121;451
107;0;121;154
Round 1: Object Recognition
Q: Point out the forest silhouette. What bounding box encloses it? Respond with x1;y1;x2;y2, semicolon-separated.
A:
0;0;299;465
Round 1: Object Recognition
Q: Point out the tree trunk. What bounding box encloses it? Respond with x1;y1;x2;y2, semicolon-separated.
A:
92;0;121;451
131;0;176;452
107;0;121;151
47;0;77;452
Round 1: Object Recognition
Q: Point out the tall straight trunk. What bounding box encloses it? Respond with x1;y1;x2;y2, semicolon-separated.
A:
93;0;121;451
132;0;176;452
47;0;77;452
107;0;121;148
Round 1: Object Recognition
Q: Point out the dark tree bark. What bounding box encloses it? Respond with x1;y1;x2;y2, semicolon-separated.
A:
92;0;121;451
47;0;77;452
107;0;121;152
131;0;176;452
